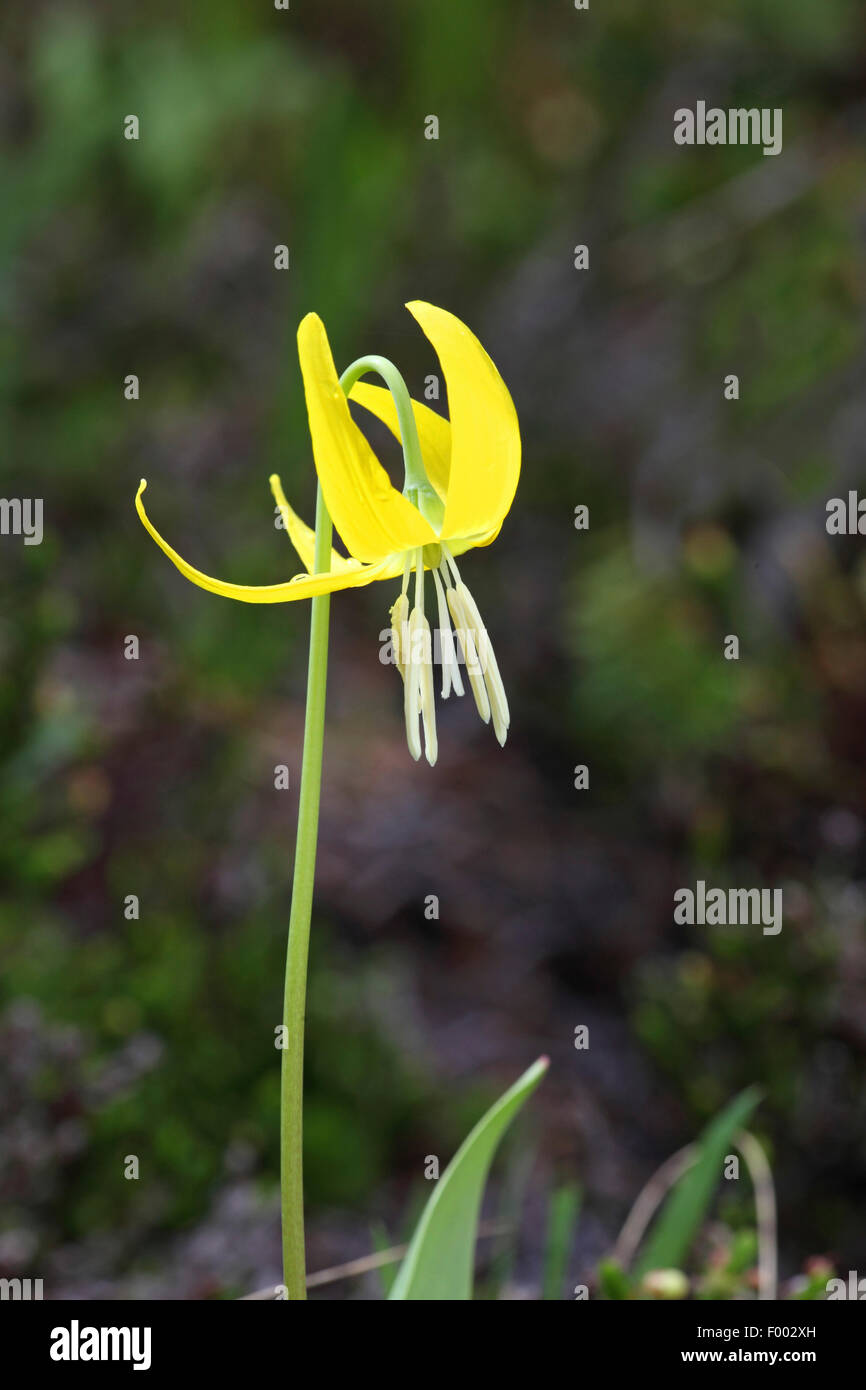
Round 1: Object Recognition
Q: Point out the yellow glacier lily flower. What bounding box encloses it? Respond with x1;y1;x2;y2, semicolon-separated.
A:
135;300;520;765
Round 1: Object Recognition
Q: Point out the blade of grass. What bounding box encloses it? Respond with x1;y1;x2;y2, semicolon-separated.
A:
634;1087;761;1278
542;1183;582;1300
598;1256;632;1300
370;1221;398;1298
389;1057;548;1300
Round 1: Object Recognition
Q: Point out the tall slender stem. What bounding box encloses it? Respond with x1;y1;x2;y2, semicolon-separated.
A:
280;352;425;1298
280;481;333;1300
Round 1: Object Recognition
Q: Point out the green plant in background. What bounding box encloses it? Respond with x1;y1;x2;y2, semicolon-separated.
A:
592;1091;832;1302
388;1057;547;1299
135;300;524;1298
297;1088;832;1300
633;1089;762;1282
542;1182;583;1301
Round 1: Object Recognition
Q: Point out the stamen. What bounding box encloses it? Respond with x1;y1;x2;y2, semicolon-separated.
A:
446;586;490;724
455;582;510;746
441;544;462;587
390;592;409;682
393;546;505;762
432;566;464;699
417;613;438;766
414;547;424;611
402;602;437;765
403;605;423;761
401;551;412;597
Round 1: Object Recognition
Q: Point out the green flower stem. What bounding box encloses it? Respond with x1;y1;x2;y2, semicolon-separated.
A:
280;352;433;1298
280;478;333;1301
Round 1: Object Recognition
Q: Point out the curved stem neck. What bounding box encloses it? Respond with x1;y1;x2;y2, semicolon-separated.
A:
340;355;443;528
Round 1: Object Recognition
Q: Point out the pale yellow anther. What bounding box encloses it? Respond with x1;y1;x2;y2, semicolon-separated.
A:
390;592;410;682
447;586;490;724
403;606;425;761
455;582;510;746
417;613;438;766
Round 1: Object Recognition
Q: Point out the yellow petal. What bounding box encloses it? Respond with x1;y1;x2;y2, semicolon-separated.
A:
298;313;437;562
405;301;520;542
348;381;451;503
269;473;359;575
136;480;401;602
446;522;502;558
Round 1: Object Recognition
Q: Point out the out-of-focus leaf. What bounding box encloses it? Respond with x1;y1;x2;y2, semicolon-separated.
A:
635;1087;761;1278
542;1182;582;1300
389;1058;548;1301
793;1265;834;1300
369;1222;398;1298
598;1257;631;1300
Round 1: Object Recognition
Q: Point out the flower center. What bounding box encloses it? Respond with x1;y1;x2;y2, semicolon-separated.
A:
389;544;509;766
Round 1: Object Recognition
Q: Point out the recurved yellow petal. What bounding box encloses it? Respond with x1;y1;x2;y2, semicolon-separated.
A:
269;474;360;575
405;301;520;542
445;521;503;557
348;381;451;504
298;313;438;562
136;480;401;602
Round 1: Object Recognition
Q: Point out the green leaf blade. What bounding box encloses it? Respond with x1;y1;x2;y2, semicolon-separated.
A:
542;1183;582;1300
389;1057;548;1301
634;1086;761;1278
